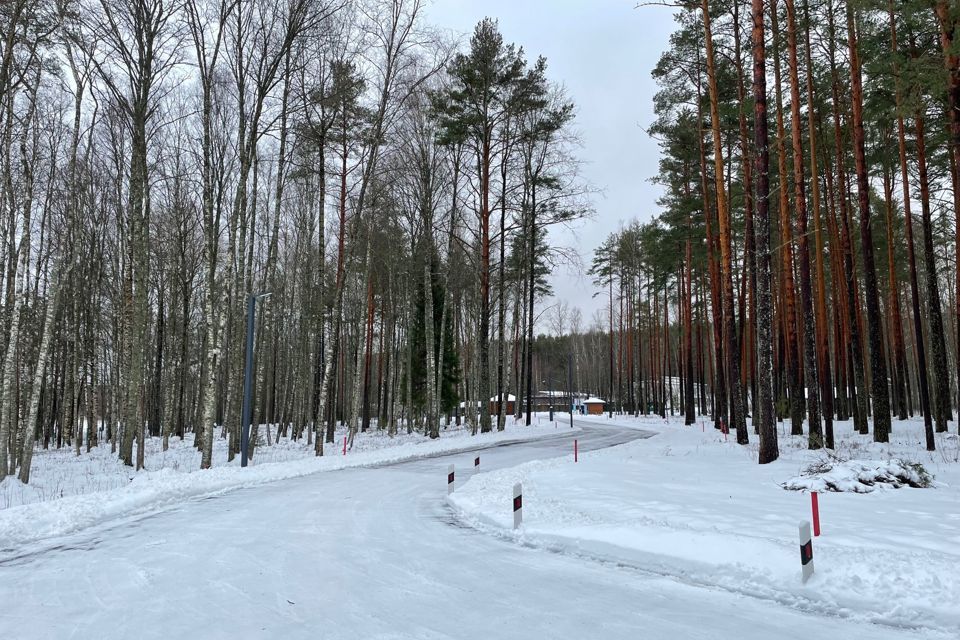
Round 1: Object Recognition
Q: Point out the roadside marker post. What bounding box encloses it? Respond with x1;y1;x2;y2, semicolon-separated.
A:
513;483;523;529
342;436;347;456
574;439;578;462
474;456;480;469
447;464;455;495
799;520;814;583
811;492;821;537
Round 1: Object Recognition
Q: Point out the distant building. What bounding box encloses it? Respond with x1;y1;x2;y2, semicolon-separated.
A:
489;394;516;415
528;390;569;412
581;397;606;415
460;392;605;416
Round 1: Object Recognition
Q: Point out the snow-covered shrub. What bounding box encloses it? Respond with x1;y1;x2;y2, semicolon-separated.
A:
781;457;933;493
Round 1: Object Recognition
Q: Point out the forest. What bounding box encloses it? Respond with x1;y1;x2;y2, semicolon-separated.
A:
0;0;591;484
1;0;959;486
592;0;960;463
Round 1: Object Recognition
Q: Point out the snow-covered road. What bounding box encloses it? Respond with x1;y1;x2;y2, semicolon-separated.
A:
0;423;939;639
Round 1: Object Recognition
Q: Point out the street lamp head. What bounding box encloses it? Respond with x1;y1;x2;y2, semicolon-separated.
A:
254;291;272;301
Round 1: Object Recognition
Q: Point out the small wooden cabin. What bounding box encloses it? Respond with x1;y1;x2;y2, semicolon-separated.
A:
489;394;516;415
583;397;606;415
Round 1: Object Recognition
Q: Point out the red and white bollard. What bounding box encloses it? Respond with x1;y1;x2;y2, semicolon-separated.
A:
799;520;814;583
513;483;523;529
574;439;578;463
447;464;455;495
811;492;821;537
474;456;480;469
342;436;347;456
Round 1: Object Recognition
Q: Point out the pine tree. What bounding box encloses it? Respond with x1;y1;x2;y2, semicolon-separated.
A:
432;18;526;433
753;0;778;463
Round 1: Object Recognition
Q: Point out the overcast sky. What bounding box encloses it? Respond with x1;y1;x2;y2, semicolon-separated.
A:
424;0;679;329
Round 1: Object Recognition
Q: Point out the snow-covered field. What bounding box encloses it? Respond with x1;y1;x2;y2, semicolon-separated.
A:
0;417;574;550
449;414;960;636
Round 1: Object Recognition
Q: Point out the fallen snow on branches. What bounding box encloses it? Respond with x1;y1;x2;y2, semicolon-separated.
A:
782;457;934;492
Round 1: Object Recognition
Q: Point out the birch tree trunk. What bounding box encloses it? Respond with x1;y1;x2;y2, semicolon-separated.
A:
424;262;438;438
18;265;62;483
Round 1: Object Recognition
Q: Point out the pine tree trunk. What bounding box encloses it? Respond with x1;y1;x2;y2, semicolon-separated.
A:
828;0;868;435
804;0;835;445
770;1;803;436
478;134;492;433
526;176;538;426
753;0;778;462
703;0;747;444
914;113;951;434
846;3;891;442
496;146;509;430
881;162;909;421
684;221;696;424
695;70;726;427
784;0;822;447
733;0;757;423
935;1;960;426
890;3;933;449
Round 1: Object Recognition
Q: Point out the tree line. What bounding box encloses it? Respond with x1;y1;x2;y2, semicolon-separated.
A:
589;0;959;463
0;1;590;484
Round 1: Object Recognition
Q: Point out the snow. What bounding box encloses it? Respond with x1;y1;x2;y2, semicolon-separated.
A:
0;420;575;552
782;458;934;492
0;422;934;640
449;414;960;637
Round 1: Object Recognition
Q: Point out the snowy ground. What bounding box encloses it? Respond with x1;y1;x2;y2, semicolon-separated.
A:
0;423;939;640
0;416;574;550
449;414;960;637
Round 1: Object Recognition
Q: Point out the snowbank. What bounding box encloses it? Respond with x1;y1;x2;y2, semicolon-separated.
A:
449;414;960;635
782;458;934;492
0;421;573;551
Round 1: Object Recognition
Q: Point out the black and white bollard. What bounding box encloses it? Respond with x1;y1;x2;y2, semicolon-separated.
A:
799;520;814;583
447;464;455;495
474;456;480;469
513;483;523;529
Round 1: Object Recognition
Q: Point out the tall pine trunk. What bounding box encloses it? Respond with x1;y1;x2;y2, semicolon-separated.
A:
785;0;822;447
804;0;834;446
914;113;951;434
703;0;747;444
770;1;802;434
846;3;891;442
753;0;778;462
890;4;934;449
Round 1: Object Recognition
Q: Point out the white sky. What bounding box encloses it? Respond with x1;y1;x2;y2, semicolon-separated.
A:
424;0;678;329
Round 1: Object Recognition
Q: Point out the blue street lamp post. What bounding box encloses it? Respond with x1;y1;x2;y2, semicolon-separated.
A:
241;292;271;467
